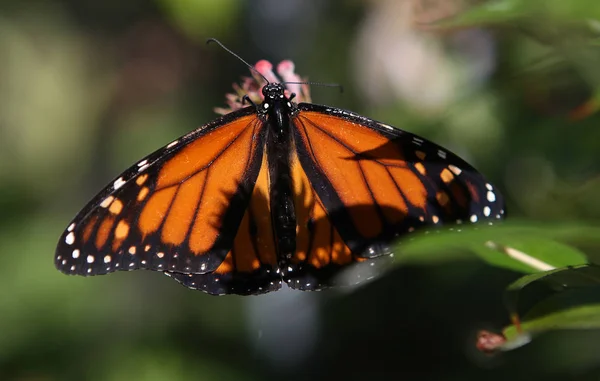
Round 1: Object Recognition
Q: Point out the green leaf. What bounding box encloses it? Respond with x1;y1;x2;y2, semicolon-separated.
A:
392;221;591;273
506;265;600;295
504;265;600;317
496;266;600;351
476;239;587;273
503;303;600;341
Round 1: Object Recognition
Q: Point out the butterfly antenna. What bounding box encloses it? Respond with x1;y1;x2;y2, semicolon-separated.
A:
283;81;344;93
207;38;270;84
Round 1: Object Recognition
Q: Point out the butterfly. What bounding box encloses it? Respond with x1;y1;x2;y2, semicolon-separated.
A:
55;40;505;295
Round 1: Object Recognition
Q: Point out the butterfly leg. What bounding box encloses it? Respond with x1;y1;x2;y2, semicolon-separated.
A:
242;95;259;109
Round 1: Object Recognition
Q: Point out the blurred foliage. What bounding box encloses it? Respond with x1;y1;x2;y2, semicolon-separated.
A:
500;265;600;349
1;0;600;380
156;0;241;40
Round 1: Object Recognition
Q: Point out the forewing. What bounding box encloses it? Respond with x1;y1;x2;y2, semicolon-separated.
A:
55;107;271;279
166;148;282;295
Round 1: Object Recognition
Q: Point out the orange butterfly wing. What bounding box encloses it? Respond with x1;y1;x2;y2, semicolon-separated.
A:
55;108;279;294
166;149;284;295
283;104;504;290
56;99;505;295
283;148;391;290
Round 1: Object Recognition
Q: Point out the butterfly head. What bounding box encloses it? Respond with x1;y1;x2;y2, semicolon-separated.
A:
260;82;297;117
262;83;287;101
216;60;311;115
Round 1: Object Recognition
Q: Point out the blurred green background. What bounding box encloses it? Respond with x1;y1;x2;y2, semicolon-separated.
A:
1;0;600;380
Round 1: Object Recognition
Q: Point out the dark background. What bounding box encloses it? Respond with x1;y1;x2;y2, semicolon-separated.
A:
1;0;600;380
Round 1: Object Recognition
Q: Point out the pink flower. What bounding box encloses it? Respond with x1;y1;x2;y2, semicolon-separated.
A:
214;60;312;115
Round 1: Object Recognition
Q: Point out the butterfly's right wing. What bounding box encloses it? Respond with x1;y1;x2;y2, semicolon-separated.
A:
166;147;284;295
55;107;279;294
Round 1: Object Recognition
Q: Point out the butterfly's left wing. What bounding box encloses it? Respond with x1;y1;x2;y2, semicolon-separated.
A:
285;103;505;290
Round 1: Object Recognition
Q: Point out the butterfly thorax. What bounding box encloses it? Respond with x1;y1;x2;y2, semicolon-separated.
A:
261;83;298;269
260;83;298;132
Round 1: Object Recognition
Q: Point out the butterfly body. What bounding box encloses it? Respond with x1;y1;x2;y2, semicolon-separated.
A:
55;75;505;295
261;83;298;270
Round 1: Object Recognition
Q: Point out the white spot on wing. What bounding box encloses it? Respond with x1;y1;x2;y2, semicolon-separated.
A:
483;206;491;217
487;191;496;202
470;215;478;223
100;196;114;208
114;177;126;190
72;249;80;259
67;223;75;232
137;159;148;167
448;165;462;176
87;255;95;264
167;140;179;149
65;232;75;245
104;255;112;263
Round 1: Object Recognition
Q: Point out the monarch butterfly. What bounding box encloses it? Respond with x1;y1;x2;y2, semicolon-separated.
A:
55;40;505;295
